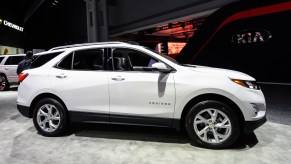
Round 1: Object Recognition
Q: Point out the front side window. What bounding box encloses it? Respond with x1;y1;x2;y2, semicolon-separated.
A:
109;48;158;71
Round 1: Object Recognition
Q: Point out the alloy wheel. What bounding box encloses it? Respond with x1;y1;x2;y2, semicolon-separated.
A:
193;108;232;144
0;76;6;91
36;104;61;132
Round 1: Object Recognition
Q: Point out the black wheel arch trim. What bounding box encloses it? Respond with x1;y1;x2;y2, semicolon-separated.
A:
29;93;69;118
180;93;245;131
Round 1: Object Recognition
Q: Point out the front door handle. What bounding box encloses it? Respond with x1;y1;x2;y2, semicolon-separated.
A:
111;77;125;81
4;67;9;70
56;74;67;79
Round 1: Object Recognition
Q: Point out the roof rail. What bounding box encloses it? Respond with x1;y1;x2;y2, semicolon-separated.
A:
49;42;127;51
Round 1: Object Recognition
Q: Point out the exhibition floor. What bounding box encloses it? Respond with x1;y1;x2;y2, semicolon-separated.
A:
0;85;290;164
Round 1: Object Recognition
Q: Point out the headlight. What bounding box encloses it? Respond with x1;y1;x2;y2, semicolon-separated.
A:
231;79;260;90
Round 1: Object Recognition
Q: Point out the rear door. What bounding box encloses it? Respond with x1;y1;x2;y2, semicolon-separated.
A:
49;48;110;123
4;56;24;83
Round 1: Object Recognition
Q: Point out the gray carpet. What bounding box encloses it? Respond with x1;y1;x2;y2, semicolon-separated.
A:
0;86;291;164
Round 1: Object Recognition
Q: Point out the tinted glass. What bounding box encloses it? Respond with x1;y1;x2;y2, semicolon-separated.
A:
0;57;4;64
5;56;24;65
57;53;73;69
110;48;158;71
31;52;63;68
73;49;103;71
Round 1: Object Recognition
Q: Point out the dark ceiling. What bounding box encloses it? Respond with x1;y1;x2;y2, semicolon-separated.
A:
0;0;64;24
0;0;35;16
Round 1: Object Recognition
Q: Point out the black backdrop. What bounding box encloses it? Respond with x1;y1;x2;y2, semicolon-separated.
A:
177;0;291;83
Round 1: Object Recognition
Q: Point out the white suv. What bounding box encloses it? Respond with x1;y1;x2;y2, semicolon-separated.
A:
0;54;25;91
17;42;266;149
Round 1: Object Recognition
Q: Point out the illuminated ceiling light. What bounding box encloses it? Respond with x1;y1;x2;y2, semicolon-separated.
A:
54;0;59;3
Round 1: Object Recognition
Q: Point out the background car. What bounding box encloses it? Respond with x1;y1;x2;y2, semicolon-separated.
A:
0;54;25;91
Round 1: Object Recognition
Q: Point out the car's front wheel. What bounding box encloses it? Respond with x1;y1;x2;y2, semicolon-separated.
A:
0;75;9;91
185;100;240;149
33;98;69;137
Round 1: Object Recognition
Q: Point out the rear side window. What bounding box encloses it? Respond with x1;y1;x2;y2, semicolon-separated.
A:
0;56;4;64
56;49;104;71
4;56;24;65
73;49;103;70
31;51;63;68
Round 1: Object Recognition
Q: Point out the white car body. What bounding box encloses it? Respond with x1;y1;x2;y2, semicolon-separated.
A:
17;42;266;147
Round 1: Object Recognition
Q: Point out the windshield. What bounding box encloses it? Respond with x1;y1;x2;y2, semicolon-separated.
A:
144;47;181;64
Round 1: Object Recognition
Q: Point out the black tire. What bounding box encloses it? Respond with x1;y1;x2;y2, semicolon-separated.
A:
33;98;69;137
0;75;10;91
185;100;240;149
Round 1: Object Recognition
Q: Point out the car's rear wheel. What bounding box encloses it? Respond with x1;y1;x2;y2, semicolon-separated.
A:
0;75;9;91
33;98;68;137
185;100;240;149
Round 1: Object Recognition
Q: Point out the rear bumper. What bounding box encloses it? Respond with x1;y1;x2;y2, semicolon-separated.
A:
17;104;31;118
244;116;267;133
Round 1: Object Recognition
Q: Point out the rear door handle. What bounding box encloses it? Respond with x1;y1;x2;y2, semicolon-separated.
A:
56;74;67;79
4;67;9;70
111;77;125;81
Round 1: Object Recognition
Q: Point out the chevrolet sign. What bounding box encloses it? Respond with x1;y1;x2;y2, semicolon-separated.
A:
0;19;24;32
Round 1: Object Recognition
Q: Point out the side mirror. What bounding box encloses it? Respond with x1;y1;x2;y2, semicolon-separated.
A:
152;62;171;73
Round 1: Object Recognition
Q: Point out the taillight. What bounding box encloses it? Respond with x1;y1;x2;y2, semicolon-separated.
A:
18;73;29;83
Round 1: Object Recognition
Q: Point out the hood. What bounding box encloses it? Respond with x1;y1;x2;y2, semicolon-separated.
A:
189;65;255;81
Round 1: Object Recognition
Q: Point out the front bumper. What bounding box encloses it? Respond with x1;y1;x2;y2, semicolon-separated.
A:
17;104;31;118
244;115;267;133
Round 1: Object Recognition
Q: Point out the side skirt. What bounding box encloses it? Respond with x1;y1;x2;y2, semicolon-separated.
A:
69;111;180;130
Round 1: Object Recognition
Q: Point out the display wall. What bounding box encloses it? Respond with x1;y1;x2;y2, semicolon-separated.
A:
177;0;291;83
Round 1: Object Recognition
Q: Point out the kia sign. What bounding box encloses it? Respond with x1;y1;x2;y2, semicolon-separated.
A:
0;18;24;32
232;29;272;45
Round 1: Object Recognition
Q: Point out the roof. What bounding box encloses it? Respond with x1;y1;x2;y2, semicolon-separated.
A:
48;42;130;51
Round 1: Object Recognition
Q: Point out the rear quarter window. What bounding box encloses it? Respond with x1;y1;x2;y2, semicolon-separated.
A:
31;51;64;68
0;56;4;64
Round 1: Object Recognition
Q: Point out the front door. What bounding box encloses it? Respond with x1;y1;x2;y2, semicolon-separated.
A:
107;48;175;127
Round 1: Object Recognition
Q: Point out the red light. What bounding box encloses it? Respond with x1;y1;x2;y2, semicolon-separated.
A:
18;73;28;83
